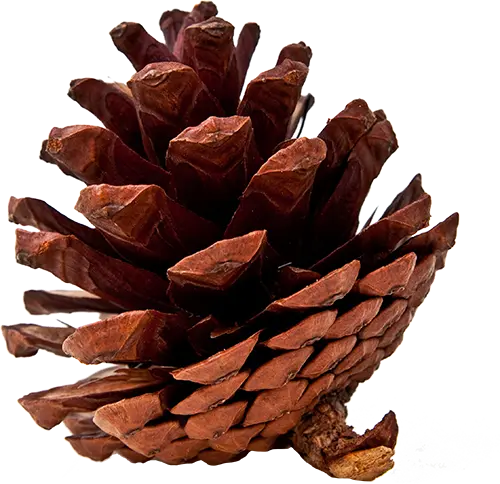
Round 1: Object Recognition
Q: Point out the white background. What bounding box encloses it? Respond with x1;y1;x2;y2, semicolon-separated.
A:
0;0;500;484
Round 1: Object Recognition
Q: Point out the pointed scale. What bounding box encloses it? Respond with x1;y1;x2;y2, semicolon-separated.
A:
261;409;305;438
8;196;115;257
265;260;360;313
277;42;312;67
110;22;177;71
171;370;249;415
334;338;380;374
76;184;220;269
68;78;144;156
94;389;180;440
62;310;194;365
167;231;277;319
398;254;437;299
299;336;357;379
380;174;425;219
237;59;308;159
224;137;326;258
181;18;240;114
116;448;151;464
359;299;408;340
324;298;383;339
263;309;338;350
394;213;459;270
235;23;260;92
173;1;219;59
209;424;265;454
166;116;263;224
313;100;377;209
353;253;417;297
128;62;223;165
312;118;399;255
40;125;172;193
2;324;75;358
155;438;209;465
123;420;187;458
293;373;336;411
243;379;308;426
66;432;124;462
185;401;247;440
160;9;188;51
272;265;320;299
243;346;314;391
18;367;171;430
15;230;172;312
311;193;432;274
23;289;123;315
379;309;414;348
172;332;259;385
198;449;248;465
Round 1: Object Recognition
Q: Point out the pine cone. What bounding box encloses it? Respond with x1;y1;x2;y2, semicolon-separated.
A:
2;2;459;481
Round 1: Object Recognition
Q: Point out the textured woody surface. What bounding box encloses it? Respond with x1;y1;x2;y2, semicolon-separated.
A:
3;2;459;481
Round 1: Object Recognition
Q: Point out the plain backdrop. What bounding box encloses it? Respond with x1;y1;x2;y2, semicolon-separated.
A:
0;1;498;483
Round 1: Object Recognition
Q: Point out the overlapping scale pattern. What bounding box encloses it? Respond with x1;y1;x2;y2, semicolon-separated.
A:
2;1;458;479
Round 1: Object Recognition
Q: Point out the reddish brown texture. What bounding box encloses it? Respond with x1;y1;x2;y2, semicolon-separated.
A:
354;253;417;297
185;401;247;439
66;432;124;462
2;324;74;358
18;367;170;430
119;420;187;457
395;212;459;269
173;1;219;59
110;22;177;71
380;174;425;219
399;254;437;299
243;379;308;426
209;424;264;453
8;196;115;256
167;231;277;319
379;309;414;348
171;370;249;415
172;332;259;384
181;18;240;114
160;9;188;50
166;116;262;224
359;299;408;340
40;125;172;193
64;412;99;435
76;184;219;269
272;265;321;299
261;409;305;438
335;338;379;374
312;119;398;253
313;99;377;210
295;373;336;410
312;193;432;274
243;346;314;391
235;22;260;91
63;310;193;365
325;298;383;339
263;309;337;350
68;78;144;156
129;62;223;165
155;438;209;464
277;42;312;67
93;389;178;440
15;230;171;312
198;448;248;465
23;289;123;315
247;436;279;452
286;94;315;139
299;336;357;379
225;137;325;258
266;260;360;313
237;59;308;159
